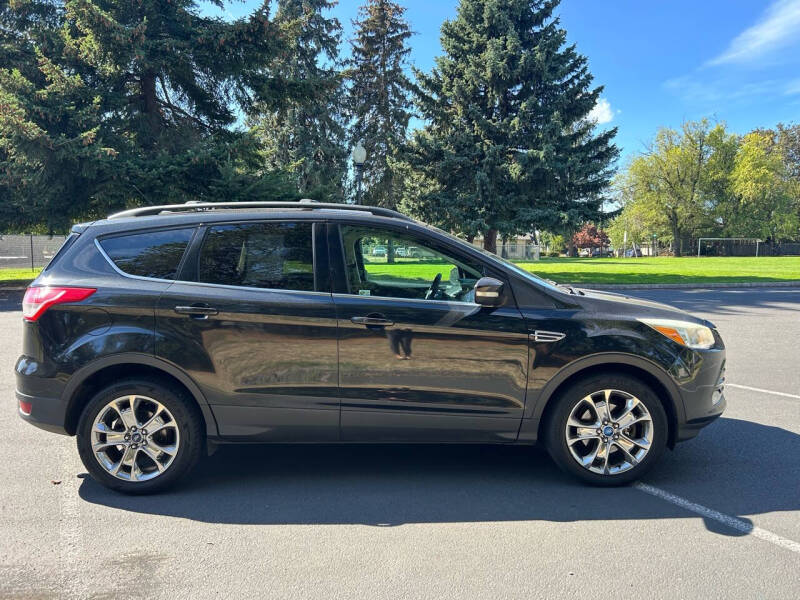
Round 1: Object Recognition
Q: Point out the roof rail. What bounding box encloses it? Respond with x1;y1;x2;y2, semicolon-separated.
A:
107;201;414;221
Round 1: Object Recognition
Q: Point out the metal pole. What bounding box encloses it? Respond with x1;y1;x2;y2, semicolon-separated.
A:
697;238;702;258
354;165;363;205
29;233;34;271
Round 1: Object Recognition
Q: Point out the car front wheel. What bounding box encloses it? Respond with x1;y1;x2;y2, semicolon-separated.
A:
545;374;668;486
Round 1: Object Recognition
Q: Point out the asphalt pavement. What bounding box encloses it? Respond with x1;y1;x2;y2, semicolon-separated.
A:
1;287;799;599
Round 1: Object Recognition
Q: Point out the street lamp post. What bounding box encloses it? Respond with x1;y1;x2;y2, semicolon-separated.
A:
351;142;366;205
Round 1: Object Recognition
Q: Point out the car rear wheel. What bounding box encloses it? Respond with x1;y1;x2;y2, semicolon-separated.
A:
545;374;668;486
76;379;203;494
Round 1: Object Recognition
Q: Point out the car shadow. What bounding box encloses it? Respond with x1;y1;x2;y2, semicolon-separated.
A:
78;417;799;536
624;287;800;317
0;289;24;311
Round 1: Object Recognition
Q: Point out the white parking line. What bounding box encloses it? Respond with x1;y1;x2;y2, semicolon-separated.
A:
727;383;800;399
634;483;800;555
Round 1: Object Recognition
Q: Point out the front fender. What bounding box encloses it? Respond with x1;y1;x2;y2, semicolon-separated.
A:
520;352;685;444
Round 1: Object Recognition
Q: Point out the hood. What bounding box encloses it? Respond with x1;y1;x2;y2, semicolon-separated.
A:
571;288;713;327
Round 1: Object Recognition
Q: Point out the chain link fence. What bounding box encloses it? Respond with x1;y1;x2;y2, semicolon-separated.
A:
0;234;68;270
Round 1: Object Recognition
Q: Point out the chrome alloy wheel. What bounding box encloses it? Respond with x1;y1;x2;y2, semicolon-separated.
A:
564;389;653;475
91;395;180;482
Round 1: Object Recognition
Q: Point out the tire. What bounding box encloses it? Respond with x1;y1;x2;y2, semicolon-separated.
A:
544;373;668;486
76;378;203;494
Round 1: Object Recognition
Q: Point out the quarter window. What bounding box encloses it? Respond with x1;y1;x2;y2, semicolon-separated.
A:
100;228;194;280
198;222;316;291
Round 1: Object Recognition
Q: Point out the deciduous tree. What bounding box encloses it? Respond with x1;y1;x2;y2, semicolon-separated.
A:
572;223;609;250
622;120;724;255
728;131;798;241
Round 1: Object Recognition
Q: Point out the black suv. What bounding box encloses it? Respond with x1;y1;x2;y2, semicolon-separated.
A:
16;202;726;493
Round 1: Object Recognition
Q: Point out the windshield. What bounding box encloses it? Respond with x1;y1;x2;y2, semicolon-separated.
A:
421;224;565;294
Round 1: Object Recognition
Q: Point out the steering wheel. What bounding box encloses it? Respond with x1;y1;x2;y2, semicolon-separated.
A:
425;272;442;300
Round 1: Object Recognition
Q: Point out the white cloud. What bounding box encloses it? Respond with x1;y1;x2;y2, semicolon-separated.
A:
785;79;800;95
707;0;800;66
664;75;785;105
587;98;614;124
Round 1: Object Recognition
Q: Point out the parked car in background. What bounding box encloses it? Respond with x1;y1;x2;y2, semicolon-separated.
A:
16;201;726;494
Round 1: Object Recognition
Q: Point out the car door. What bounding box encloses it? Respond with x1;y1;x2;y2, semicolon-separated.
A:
329;222;530;442
155;219;339;441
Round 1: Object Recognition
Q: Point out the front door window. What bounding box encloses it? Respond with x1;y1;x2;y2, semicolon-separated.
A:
339;225;482;302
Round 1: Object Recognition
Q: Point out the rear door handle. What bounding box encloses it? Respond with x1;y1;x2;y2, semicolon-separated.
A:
351;316;394;327
174;305;218;318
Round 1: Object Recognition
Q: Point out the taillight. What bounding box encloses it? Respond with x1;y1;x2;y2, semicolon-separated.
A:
22;286;96;322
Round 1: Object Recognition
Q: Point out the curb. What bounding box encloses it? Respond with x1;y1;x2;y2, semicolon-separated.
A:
574;281;800;290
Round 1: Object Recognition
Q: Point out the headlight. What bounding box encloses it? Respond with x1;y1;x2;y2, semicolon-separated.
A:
639;318;715;349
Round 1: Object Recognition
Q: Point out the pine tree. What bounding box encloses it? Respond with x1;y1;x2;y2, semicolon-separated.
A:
406;0;618;252
347;0;414;208
250;0;347;203
0;0;110;231
0;1;299;231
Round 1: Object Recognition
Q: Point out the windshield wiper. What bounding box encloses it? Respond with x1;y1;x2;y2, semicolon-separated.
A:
556;283;584;295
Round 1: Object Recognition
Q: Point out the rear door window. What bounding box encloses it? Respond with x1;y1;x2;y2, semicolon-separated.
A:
197;222;316;291
100;228;195;280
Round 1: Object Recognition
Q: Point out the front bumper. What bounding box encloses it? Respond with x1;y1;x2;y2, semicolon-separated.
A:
674;348;726;442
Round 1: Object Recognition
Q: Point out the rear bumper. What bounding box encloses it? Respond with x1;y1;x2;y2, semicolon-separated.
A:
16;353;70;435
16;389;69;435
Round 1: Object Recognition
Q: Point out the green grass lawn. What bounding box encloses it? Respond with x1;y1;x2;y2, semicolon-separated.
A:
366;256;800;285
0;267;41;286
519;256;800;284
2;256;799;287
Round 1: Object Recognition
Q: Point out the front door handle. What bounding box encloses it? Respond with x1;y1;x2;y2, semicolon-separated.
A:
351;315;394;327
174;305;219;319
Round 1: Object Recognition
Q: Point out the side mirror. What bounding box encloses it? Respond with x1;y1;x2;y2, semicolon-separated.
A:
474;277;505;307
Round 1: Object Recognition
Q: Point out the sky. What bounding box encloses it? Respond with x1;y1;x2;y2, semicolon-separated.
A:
203;0;800;162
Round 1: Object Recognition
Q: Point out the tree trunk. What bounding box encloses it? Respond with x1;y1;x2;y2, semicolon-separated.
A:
671;228;681;256
483;228;498;254
669;210;680;257
567;239;577;257
140;72;161;145
387;238;395;264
